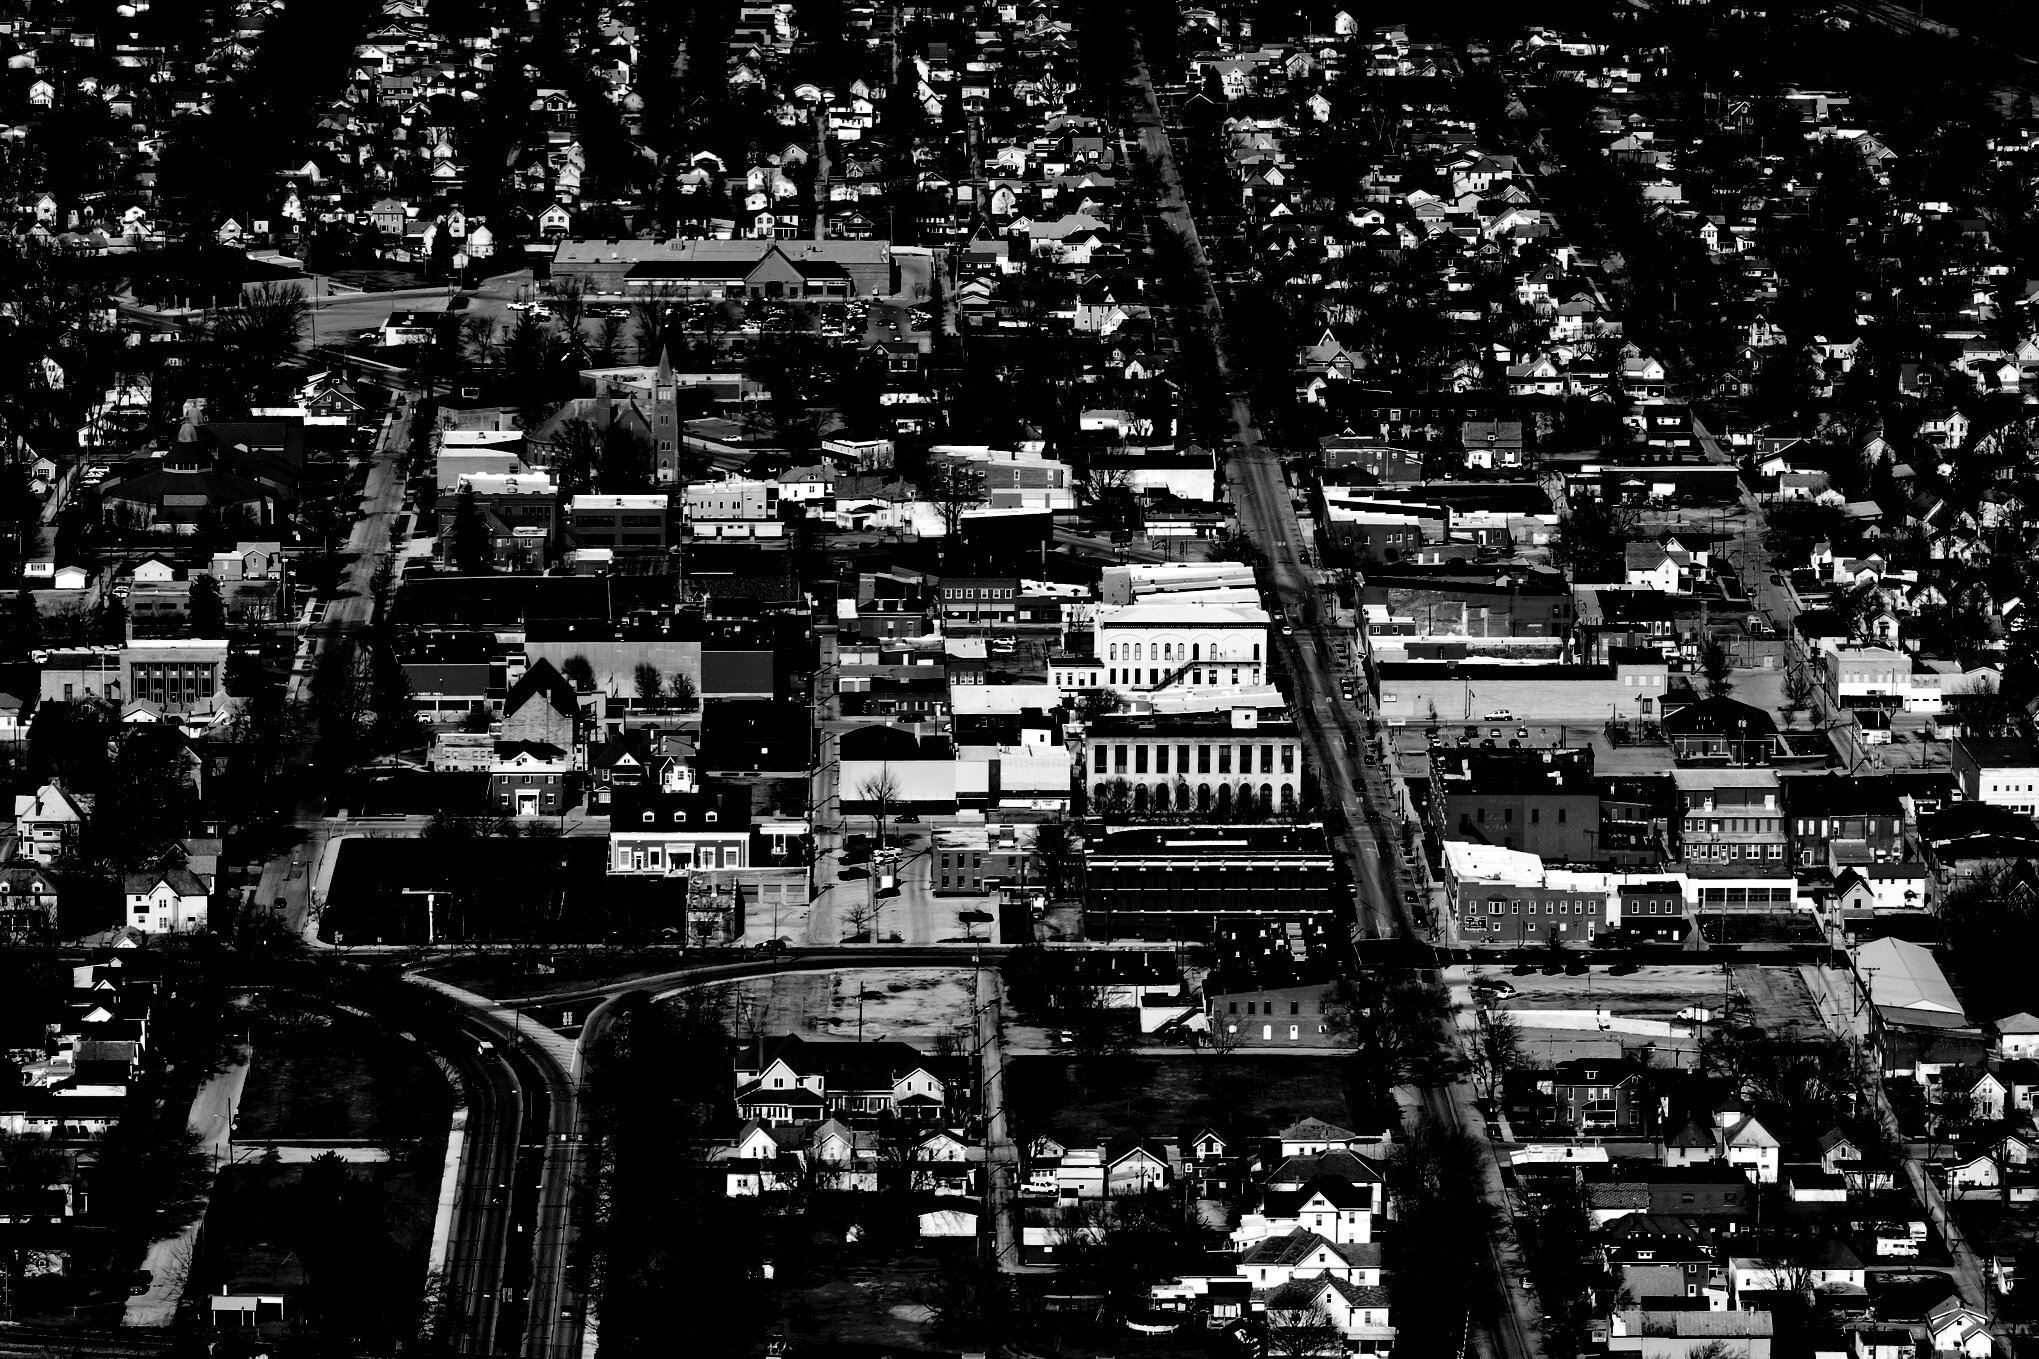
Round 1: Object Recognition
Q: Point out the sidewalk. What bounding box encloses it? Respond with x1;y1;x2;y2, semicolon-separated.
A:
123;1051;254;1327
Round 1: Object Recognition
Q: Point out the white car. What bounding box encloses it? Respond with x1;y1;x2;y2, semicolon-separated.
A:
1483;709;1514;721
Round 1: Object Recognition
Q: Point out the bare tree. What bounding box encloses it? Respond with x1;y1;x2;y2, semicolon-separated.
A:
858;766;902;846
1783;663;1816;715
1462;1008;1523;1103
548;274;589;333
631;284;679;361
924;460;986;540
460;315;499;367
1263;1298;1345;1359
839;898;875;943
594;312;627;367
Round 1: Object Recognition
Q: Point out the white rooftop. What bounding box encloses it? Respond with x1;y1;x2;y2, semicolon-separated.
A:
1096;601;1271;626
1443;840;1544;887
1856;936;1965;1022
950;684;1061;715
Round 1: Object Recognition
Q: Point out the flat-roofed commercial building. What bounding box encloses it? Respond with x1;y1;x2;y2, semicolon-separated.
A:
1083;825;1338;941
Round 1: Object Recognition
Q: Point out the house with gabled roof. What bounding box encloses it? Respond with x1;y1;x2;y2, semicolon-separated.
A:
732;1034;962;1126
1233;1171;1381;1245
1278;1116;1364;1156
1261;1274;1396;1355
1925;1297;1998;1359
13;781;87;867
123;864;208;934
1238;1228;1384;1288
500;657;578;751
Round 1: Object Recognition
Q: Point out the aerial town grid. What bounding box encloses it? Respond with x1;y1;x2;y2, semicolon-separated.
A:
3;0;2039;1358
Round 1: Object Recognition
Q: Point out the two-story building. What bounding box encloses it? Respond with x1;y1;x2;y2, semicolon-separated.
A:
1550;1057;1647;1132
1783;775;1906;868
1618;879;1689;944
607;761;756;875
1828;644;1910;707
937;576;1020;630
12;782;87;867
570;494;671;554
123;865;208;934
1952;737;2039;815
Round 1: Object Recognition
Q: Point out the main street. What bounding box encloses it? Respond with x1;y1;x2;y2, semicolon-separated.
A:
253;381;417;933
1125;38;1548;1359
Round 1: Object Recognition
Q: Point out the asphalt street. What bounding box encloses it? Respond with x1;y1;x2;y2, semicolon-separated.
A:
440;1029;521;1353
1127;43;1547;1359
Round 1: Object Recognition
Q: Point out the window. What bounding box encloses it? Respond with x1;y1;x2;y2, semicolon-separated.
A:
1531;808;1540;824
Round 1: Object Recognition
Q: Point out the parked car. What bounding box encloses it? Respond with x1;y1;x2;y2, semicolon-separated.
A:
1484;708;1514;721
754;938;789;954
1473;979;1516;999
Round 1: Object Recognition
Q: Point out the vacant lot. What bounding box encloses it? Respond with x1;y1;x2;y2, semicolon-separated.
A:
1466;962;1823;1035
1008;1054;1361;1145
708;968;978;1043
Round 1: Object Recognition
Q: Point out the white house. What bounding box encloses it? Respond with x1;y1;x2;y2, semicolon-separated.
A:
1995;1013;2039;1061
1237;1229;1383;1289
123;865;209;933
13;781;86;866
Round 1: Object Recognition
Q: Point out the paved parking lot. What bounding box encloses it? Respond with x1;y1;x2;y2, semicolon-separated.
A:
1466;961;1825;1038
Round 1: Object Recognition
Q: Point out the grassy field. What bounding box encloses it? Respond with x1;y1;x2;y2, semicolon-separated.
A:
235;1003;451;1144
1007;1054;1362;1145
